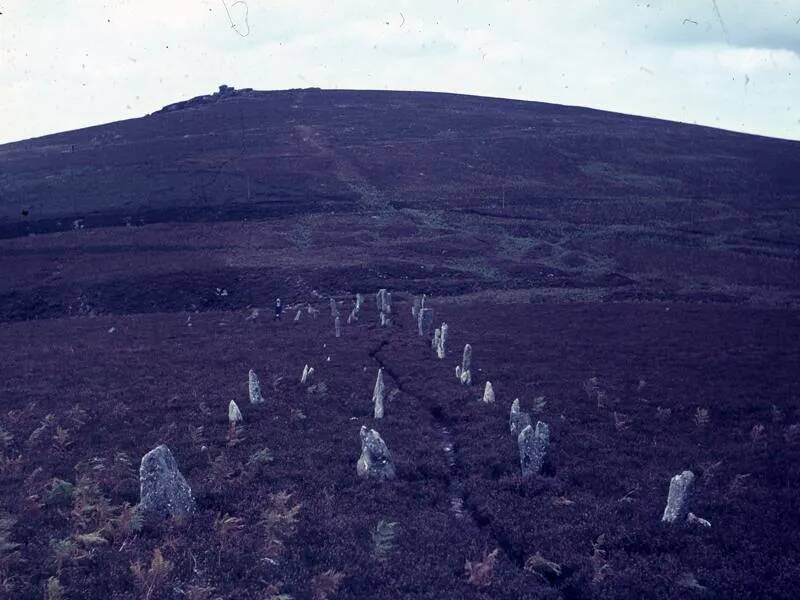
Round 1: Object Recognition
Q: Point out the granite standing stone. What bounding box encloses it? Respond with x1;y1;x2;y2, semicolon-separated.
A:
662;470;695;524
418;308;434;336
139;444;195;520
357;426;395;480
248;369;264;404
519;421;550;477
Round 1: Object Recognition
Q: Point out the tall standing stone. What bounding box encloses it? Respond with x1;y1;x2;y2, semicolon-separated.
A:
384;292;392;314
662;471;695;524
372;368;385;410
248;369;264;404
460;344;472;385
376;289;387;313
356;426;395;480
374;387;384;419
432;328;441;351
356;293;364;311
139;445;195;520
335;316;341;338
418;308;434;336
438;323;448;359
519;421;550;477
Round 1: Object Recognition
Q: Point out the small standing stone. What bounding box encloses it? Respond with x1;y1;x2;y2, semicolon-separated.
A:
335;315;341;338
384;292;392;314
510;398;532;438
330;298;339;317
687;512;711;528
356;293;364;311
380;312;390;327
356;426;395;480
519;421;550;477
248;369;264;404
482;381;495;403
418;308;434;336
228;400;243;424
662;471;695;524
300;364;313;384
139;444;195;520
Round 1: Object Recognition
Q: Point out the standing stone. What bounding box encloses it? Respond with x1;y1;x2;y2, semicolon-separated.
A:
384;292;392;314
418;308;434;336
248;369;264;404
662;471;695;524
356;426;395;480
412;296;422;319
459;343;472;385
462;344;472;374
301;364;312;384
335;316;341;338
380;312;390;327
356;293;364;311
330;298;339;317
455;365;462;380
376;289;387;313
372;368;385;409
294;310;301;322
228;400;243;424
139;444;195;520
438;323;448;359
519;421;550;477
510;398;532;437
432;328;441;351
374;387;384;419
482;381;495;403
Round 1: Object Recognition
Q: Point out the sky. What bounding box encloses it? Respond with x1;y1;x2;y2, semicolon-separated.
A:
0;0;799;143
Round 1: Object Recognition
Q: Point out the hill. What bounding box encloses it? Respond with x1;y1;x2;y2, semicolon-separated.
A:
0;89;799;599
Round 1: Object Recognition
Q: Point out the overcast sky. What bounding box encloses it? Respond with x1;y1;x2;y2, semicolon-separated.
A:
1;0;798;143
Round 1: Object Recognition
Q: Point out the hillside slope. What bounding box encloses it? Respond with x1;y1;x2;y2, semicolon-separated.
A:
1;87;799;317
2;90;800;599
